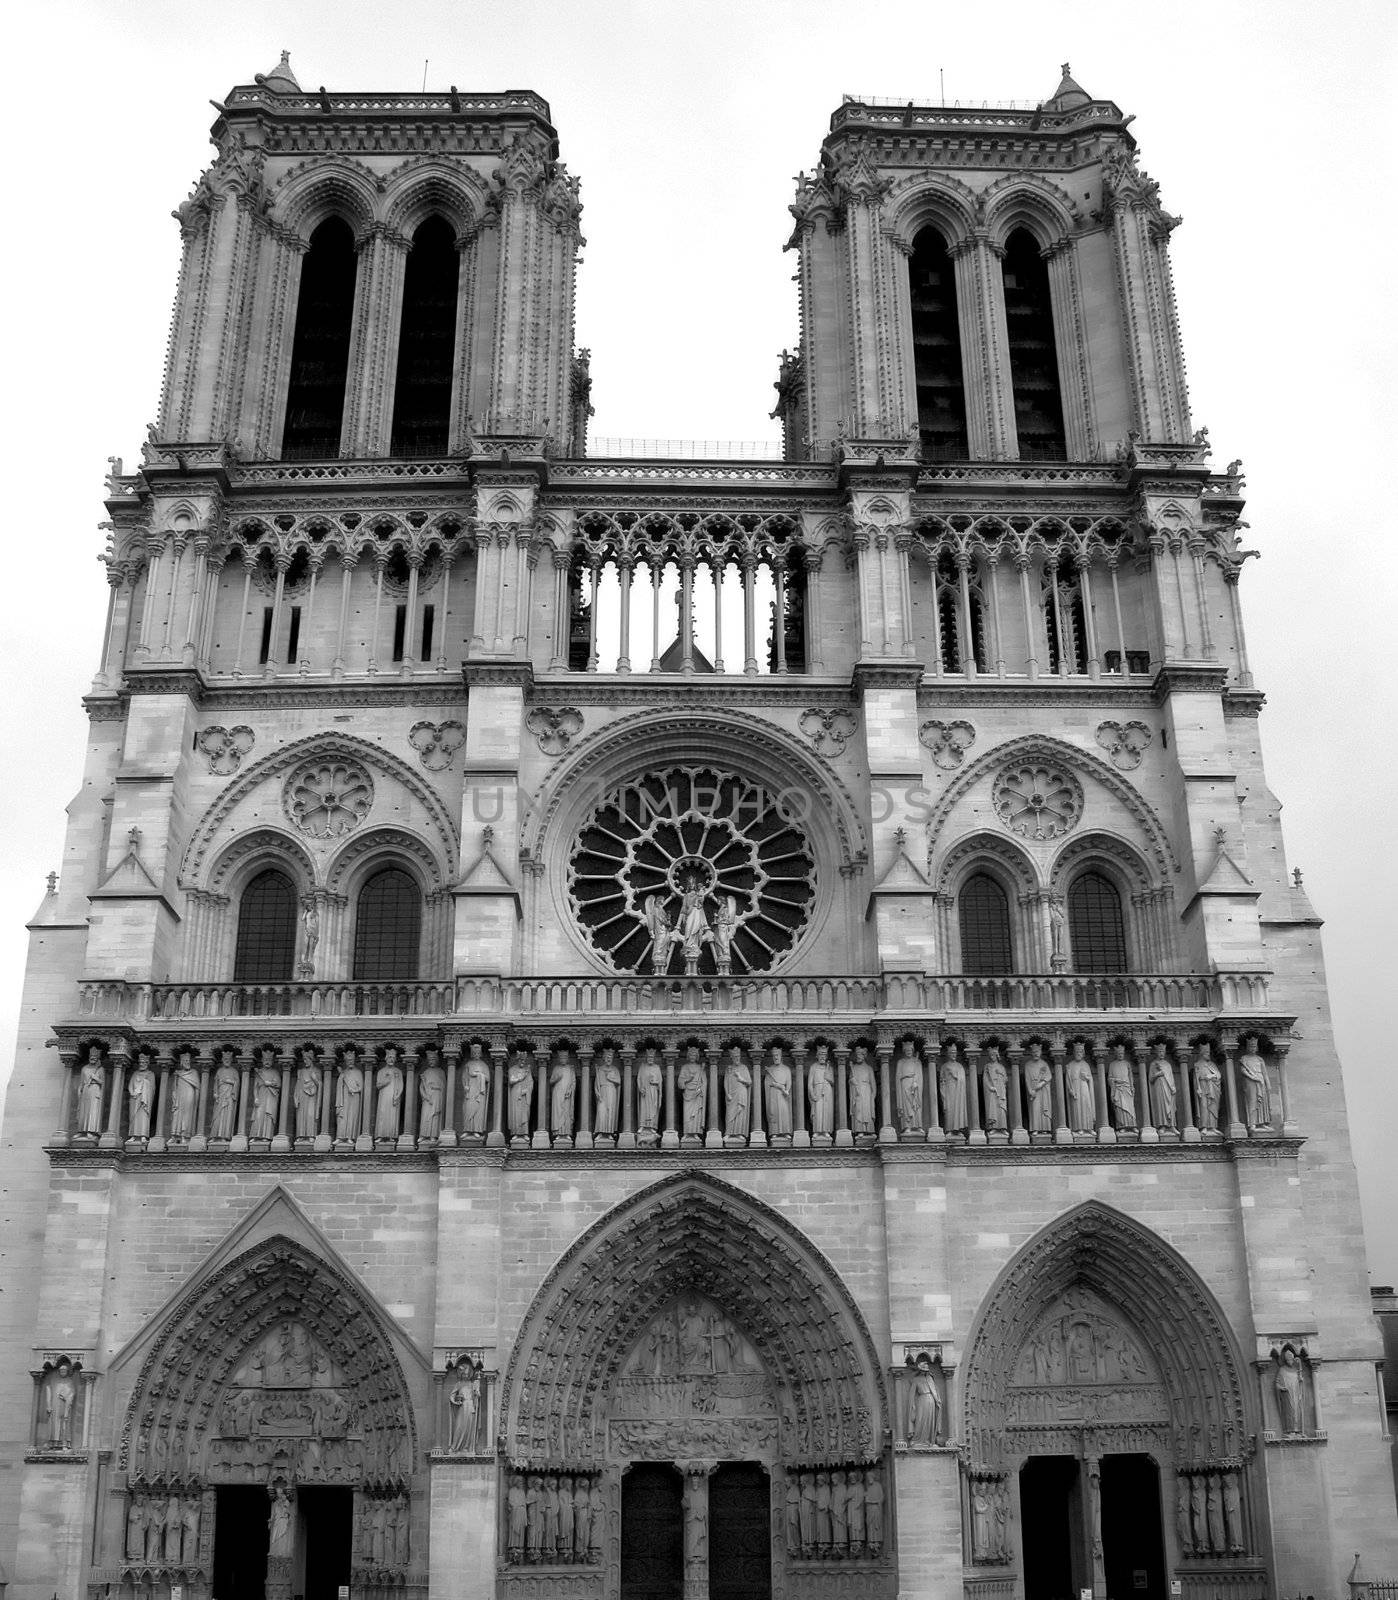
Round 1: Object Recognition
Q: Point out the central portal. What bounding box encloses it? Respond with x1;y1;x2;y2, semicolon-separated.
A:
710;1464;771;1600
621;1465;684;1600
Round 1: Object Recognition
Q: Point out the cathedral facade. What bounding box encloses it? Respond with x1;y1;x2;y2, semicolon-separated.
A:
1;57;1393;1600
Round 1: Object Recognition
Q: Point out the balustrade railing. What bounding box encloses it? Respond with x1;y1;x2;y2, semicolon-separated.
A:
70;970;1272;1025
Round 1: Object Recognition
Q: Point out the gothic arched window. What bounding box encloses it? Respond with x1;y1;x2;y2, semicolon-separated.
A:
233;869;298;983
1001;229;1066;461
909;227;968;460
1068;870;1128;973
352;867;422;981
282;217;358;460
390;216;460;457
959;873;1013;975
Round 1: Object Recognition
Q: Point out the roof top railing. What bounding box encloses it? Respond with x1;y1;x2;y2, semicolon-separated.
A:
587;438;785;461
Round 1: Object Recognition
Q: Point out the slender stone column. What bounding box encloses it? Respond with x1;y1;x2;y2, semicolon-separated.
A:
924;1046;943;1144
272;1053;293;1154
1135;1045;1158;1144
834;1045;852;1149
661;1046;679;1149
742;558;759;674
101;1051;128;1149
749;1049;766;1148
1008;1045;1027;1146
1051;1043;1072;1146
53;1047;77;1146
488;1046;506;1148
399;1053;419;1150
1177;1050;1199;1145
966;1042;985;1146
877;1043;896;1143
357;1060;377;1154
1221;1038;1246;1141
1275;1043;1297;1136
148;1050;173;1153
792;1048;809;1149
317;1055;334;1153
619;1046;637;1149
191;1049;213;1154
704;1047;722;1150
231;1053;253;1153
532;1048;551;1150
1092;1044;1114;1144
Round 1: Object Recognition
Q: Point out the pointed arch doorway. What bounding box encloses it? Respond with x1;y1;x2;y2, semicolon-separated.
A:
960;1203;1264;1597
500;1173;894;1600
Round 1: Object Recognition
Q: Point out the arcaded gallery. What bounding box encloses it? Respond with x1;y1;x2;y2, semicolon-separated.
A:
1;55;1394;1600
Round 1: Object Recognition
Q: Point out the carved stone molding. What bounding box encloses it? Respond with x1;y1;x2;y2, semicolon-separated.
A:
527;707;585;756
283;757;375;839
798;708;858;757
1095;719;1151;770
918;719;975;771
196;725;256;775
408;719;466;771
993;759;1084;841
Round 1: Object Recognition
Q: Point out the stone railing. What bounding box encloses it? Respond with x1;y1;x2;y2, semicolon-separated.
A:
69;970;1272;1026
51;1025;1296;1156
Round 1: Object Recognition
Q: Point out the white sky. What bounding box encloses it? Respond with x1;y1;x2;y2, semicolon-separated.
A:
2;0;1394;1278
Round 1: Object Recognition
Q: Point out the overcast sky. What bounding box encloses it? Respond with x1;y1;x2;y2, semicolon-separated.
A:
2;0;1394;1277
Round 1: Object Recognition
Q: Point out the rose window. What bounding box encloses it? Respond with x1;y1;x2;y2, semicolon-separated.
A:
568;766;816;975
993;761;1083;841
284;759;374;839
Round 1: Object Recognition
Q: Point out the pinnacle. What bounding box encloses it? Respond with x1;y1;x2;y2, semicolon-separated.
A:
258;51;301;94
1047;61;1090;109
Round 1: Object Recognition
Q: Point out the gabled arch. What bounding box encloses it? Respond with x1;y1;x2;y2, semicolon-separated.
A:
179;732;460;890
933;829;1040;900
325;825;450;899
981;174;1080;252
501;1171;888;1469
925;733;1179;879
960;1201;1252;1472
206;827;317;899
272;156;378;240
882;172;979;253
115;1227;421;1487
1048;830;1156;901
381;156;493;241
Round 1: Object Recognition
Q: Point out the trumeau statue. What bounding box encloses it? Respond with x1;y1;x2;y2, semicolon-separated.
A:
418;1049;446;1141
1148;1041;1176;1129
723;1045;752;1138
41;1359;77;1449
637;1047;663;1138
1024;1042;1052;1133
447;1356;482;1453
77;1045;105;1137
335;1049;364;1141
462;1043;490;1136
905;1352;942;1446
1274;1343;1306;1434
294;1049;320;1140
1065;1042;1095;1132
508;1049;534;1139
895;1041;922;1132
375;1048;404;1140
939;1044;968;1133
250;1049;280;1140
1239;1034;1272;1128
1107;1043;1136;1129
127;1052;156;1139
765;1047;793;1137
211;1049;240;1140
850;1044;877;1136
807;1043;834;1137
982;1047;1008;1132
550;1048;578;1138
1193;1043;1222;1132
678;1046;705;1137
594;1046;621;1137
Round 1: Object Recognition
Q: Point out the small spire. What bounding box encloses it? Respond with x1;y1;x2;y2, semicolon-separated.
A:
1047;62;1090;110
257;51;301;94
45;871;58;897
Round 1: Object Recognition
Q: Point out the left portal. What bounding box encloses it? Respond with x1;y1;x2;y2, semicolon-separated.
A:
214;1487;272;1600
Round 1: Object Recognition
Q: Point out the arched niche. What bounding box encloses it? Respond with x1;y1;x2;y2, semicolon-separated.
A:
501;1172;888;1471
960;1201;1251;1475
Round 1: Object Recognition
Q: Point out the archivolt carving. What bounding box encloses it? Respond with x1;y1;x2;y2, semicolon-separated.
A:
979;173;1081;252
1048;831;1159;902
180;732;460;890
206;827;318;898
960;1202;1250;1473
381;155;494;240
501;1172;887;1471
924;735;1178;878
272;155;379;239
117;1234;418;1487
324;825;451;897
932;831;1039;900
520;710;868;875
881;172;979;252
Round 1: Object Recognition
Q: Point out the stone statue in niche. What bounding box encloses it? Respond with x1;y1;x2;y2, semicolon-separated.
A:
550;1048;578;1139
588;1482;604;1560
1223;1471;1244;1552
678;1046;706;1138
1193;1042;1222;1131
982;1047;1008;1132
446;1355;483;1453
168;1049;200;1141
637;1047;663;1139
300;899;320;978
507;1049;534;1139
764;1047;793;1138
807;1043;834;1137
39;1358;77;1449
268;1485;295;1558
1273;1343;1307;1434
572;1476;591;1559
127;1051;156;1139
462;1043;490;1136
864;1470;884;1553
814;1471;831;1549
1176;1478;1194;1555
1148;1041;1176;1129
77;1045;105;1137
335;1049;364;1141
375;1047;404;1140
1107;1044;1136;1129
1024;1042;1052;1133
1239;1035;1272;1128
799;1469;817;1548
1065;1042;1095;1132
594;1046;621;1137
939;1044;968;1133
294;1048;320;1140
418;1049;445;1141
125;1495;145;1560
557;1472;575;1559
723;1045;752;1139
163;1495;183;1562
850;1044;877;1136
250;1048;280;1140
1206;1473;1225;1553
895;1041;922;1133
506;1474;528;1559
785;1475;802;1550
970;1479;1008;1562
846;1470;866;1551
904;1351;942;1445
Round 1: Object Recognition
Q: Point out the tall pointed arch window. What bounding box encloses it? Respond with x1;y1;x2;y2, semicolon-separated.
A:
1001;229;1066;461
390;216;460;457
1068;870;1128;973
909;228;968;460
352;867;422;981
959;873;1013;975
233;869;298;982
282;217;357;460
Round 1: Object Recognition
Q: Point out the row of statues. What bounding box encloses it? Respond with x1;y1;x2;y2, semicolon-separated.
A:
504;1472;604;1564
124;1493;201;1567
968;1478;1010;1564
1177;1469;1246;1556
783;1468;886;1559
353;1492;411;1569
72;1034;1276;1146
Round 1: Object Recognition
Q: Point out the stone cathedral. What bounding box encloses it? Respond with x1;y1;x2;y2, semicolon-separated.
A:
2;53;1393;1600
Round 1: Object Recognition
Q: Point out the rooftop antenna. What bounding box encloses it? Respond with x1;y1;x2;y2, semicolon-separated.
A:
422;59;429;92
939;67;945;105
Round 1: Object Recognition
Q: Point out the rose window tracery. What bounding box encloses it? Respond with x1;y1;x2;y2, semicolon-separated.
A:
568;767;816;975
993;761;1083;841
284;759;374;839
